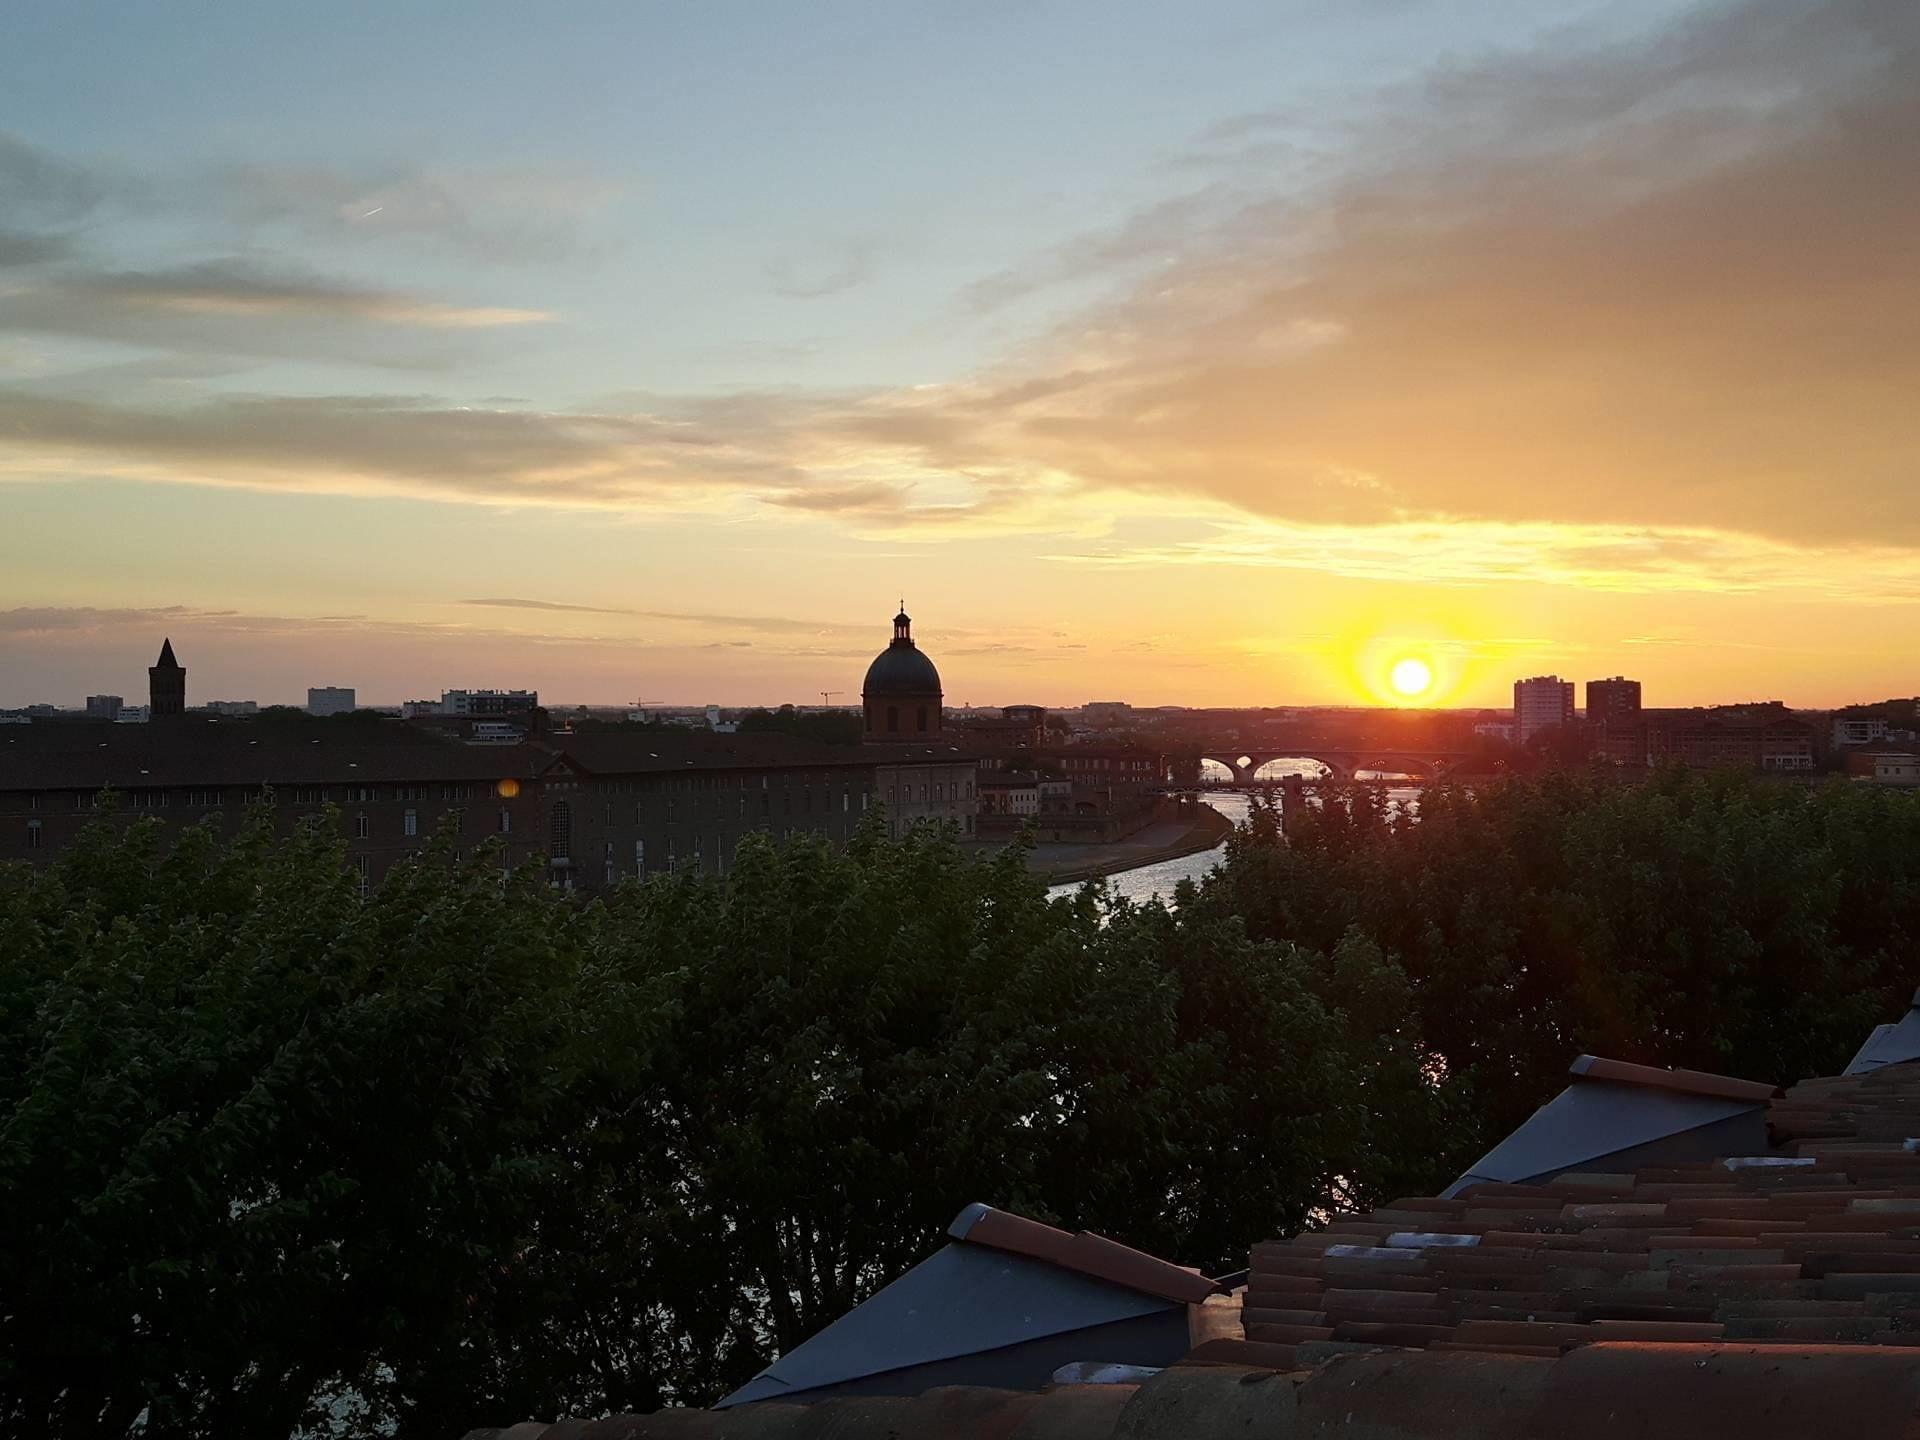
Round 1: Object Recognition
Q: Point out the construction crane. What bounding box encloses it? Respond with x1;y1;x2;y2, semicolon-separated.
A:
819;690;842;708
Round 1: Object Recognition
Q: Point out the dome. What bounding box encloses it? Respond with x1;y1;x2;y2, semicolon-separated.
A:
862;608;942;697
863;643;942;697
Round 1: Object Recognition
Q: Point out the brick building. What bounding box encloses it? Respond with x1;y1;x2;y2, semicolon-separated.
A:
0;719;548;893
1644;704;1816;772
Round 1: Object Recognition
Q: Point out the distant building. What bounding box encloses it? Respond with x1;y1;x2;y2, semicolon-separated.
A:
1081;701;1133;724
115;705;150;724
978;772;1041;817
1586;677;1642;726
1513;676;1575;743
1474;720;1515;743
862;608;944;741
705;704;738;734
1833;715;1890;749
1645;704;1815;772
1863;753;1920;786
85;695;124;721
202;700;258;716
149;638;186;718
957;705;1046;750
403;690;540;736
1587;677;1643;764
308;686;357;716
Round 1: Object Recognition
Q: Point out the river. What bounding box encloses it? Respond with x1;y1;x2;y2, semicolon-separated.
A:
1048;774;1422;905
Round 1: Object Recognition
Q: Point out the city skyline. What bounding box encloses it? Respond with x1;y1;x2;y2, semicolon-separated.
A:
5;0;1919;709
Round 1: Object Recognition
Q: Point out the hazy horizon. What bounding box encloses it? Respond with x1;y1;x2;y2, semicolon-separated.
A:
6;0;1917;711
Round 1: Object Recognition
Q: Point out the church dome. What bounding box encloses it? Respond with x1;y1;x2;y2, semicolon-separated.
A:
862;609;942;697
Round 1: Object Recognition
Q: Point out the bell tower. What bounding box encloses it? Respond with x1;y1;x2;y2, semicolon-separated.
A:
149;637;186;718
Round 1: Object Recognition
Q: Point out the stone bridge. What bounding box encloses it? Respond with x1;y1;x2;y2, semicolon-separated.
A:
1192;749;1471;784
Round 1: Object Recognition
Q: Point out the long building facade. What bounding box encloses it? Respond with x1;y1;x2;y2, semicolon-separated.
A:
3;611;987;890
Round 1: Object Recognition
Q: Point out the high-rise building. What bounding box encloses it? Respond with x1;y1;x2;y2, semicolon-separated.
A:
1586;677;1643;727
308;686;357;716
148;638;186;718
1513;675;1575;743
203;700;258;716
1587;676;1644;765
85;694;124;720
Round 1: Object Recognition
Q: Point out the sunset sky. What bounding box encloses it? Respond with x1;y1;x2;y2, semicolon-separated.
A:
3;0;1916;709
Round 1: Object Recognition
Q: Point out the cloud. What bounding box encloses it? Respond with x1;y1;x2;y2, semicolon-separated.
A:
0;258;550;368
0;132;616;262
5;0;1920;601
203;161;620;261
460;596;632;616
0;133;108;226
766;241;876;299
1049;517;1920;603
0;229;72;267
456;597;874;637
901;0;1920;547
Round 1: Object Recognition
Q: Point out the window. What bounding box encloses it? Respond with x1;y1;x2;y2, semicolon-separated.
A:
549;800;572;861
917;705;928;732
605;864;616;885
396;784;428;801
346;785;379;803
26;793;40;812
354;813;370;839
26;820;41;850
354;854;371;899
293;786;327;805
887;705;899;733
498;807;512;834
934;783;943;801
185;789;221;807
634;839;645;875
404;809;418;837
887;786;896;802
842;792;850;813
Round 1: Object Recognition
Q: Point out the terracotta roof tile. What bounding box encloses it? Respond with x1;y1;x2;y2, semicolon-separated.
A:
949;1204;1222;1305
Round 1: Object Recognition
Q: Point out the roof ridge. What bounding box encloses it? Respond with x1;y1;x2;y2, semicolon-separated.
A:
1569;1054;1782;1103
950;1204;1222;1305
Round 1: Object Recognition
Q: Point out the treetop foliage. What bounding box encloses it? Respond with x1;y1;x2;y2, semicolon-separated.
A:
3;768;1913;1437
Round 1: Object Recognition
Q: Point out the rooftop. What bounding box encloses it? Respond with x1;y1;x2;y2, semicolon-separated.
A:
467;993;1920;1439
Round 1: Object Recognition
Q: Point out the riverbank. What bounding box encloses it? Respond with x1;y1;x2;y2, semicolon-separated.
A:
1021;802;1235;885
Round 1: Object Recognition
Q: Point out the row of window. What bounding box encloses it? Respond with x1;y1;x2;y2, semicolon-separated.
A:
883;781;974;802
6;782;500;812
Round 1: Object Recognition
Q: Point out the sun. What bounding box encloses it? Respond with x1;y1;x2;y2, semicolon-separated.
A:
1389;656;1434;699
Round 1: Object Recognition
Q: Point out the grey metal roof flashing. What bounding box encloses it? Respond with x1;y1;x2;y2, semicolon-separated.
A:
1843;989;1920;1075
1441;1053;1781;1199
717;1206;1218;1409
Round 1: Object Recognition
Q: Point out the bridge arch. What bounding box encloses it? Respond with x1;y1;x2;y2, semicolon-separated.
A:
1197;752;1351;784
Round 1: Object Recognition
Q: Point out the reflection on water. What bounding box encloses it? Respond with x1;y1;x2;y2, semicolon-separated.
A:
1048;784;1420;906
1046;791;1252;904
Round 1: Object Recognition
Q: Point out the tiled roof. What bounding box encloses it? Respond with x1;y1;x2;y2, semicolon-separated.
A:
0;721;542;790
1244;1056;1920;1361
546;730;871;775
948;1203;1222;1306
468;1015;1920;1439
